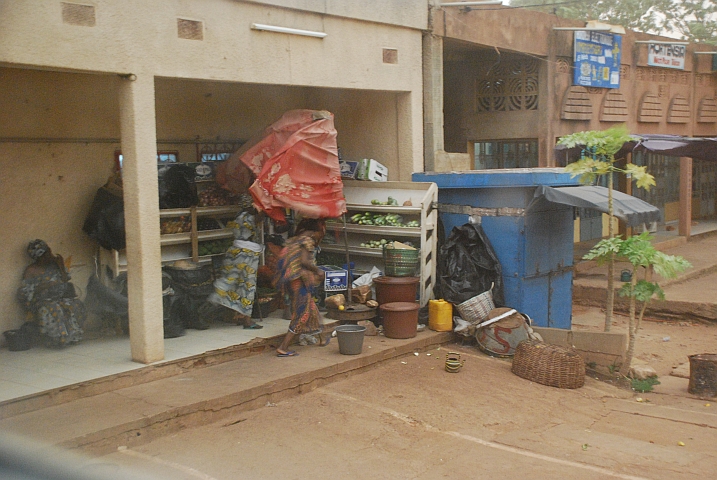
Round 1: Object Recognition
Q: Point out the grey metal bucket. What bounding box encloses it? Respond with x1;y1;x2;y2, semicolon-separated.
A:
335;325;366;355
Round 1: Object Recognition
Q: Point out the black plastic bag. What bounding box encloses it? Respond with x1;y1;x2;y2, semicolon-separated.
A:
436;223;504;307
163;266;213;329
83;186;126;251
85;274;128;317
157;272;184;338
158;164;199;209
3;322;40;351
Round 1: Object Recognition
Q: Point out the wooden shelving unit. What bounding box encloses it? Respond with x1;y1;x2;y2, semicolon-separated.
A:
323;180;438;307
100;205;241;280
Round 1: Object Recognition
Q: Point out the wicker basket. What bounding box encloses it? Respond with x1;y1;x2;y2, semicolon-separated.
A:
511;340;585;389
383;246;420;277
455;288;495;324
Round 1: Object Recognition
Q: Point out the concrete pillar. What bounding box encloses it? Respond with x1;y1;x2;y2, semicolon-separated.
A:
423;33;444;172
679;156;693;239
118;73;164;364
539;31;557;167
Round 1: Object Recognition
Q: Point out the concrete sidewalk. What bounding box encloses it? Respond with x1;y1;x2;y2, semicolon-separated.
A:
573;230;717;322
0;327;453;456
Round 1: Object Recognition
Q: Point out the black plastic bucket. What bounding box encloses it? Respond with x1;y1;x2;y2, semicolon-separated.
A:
3;329;32;351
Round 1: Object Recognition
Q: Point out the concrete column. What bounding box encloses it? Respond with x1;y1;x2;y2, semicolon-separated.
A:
118;73;164;364
422;33;444;172
618;153;632;239
539;31;557;167
679;156;693;239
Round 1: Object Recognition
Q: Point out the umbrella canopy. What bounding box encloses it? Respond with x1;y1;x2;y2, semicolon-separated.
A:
531;185;661;227
216;110;346;222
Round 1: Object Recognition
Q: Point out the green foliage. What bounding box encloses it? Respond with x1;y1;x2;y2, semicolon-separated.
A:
509;0;717;44
587;232;691;302
588;232;692;303
631;376;660;393
582;237;622;264
652;252;693;279
558;125;655;192
624;164;657;190
617;233;692;274
662;1;717;45
558;124;632;160
618;280;664;303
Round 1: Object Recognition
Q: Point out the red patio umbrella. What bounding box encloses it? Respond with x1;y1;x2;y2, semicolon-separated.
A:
217;109;346;222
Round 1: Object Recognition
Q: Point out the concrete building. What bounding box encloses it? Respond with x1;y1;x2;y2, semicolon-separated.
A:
0;0;427;362
423;3;717;240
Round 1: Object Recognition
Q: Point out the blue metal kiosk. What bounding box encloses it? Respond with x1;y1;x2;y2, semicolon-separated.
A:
413;169;581;329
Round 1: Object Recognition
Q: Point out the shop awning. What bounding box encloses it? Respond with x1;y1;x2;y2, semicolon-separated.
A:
555;134;717;164
532;185;662;227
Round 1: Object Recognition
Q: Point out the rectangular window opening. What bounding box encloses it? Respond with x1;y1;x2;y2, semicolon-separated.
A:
473;139;538;170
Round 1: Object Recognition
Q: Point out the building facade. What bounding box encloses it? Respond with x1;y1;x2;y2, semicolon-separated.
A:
424;3;717;238
0;0;427;361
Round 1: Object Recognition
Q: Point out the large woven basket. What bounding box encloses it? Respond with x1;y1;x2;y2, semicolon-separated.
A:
511;340;585;389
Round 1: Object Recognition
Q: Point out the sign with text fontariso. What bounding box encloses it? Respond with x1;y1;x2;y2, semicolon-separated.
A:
647;43;686;70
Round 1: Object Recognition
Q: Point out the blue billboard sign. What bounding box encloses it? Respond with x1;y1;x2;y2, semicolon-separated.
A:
573;31;621;89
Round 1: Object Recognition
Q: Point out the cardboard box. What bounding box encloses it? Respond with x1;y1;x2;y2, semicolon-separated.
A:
319;265;349;291
356;158;388;182
339;160;359;179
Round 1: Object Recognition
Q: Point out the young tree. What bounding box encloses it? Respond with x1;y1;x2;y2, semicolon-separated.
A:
584;233;691;374
557;125;655;332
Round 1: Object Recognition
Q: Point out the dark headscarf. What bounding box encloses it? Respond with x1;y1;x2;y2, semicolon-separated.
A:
27;239;49;261
295;218;326;238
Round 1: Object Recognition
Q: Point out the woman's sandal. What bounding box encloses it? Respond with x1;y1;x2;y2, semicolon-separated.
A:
277;350;298;357
319;333;331;347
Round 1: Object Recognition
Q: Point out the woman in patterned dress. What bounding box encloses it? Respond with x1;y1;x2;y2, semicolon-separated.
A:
274;218;329;357
17;240;86;347
207;211;264;329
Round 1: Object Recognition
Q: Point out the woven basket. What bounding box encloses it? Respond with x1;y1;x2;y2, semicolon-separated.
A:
456;288;495;324
511;340;585;389
383;246;420;277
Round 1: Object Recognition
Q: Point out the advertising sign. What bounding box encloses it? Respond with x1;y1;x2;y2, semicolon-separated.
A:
573;31;622;89
647;43;686;70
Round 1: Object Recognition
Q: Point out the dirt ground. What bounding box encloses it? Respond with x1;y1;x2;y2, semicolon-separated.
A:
571;304;717;379
78;306;717;480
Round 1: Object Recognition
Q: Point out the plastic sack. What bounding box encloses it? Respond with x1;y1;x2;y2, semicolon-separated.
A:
351;285;372;304
436;223;504;307
83;185;126;251
352;266;382;288
158;164;199;209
